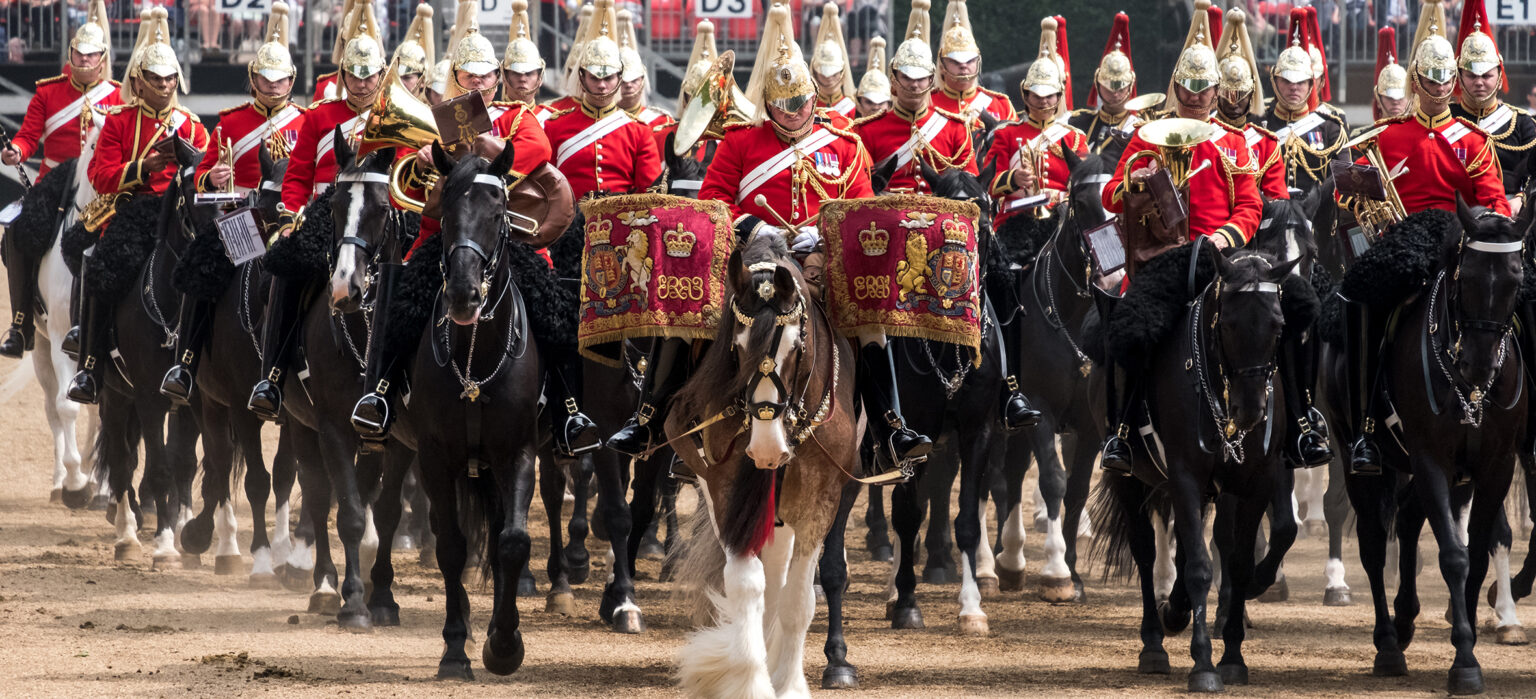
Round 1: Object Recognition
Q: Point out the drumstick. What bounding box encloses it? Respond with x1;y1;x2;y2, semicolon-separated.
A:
753;194;821;233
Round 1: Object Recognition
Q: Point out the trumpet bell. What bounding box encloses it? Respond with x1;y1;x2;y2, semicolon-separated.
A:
674;51;754;156
363;74;441;151
1136;117;1218;148
1123;92;1166;113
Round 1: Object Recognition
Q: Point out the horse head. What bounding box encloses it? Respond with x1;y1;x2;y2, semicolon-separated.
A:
437;140;518;325
1446;195;1528;388
1211;247;1302;432
919;158;996;236
1252;195;1318;273
254;145;288;231
327;132;396;313
658;131;709;197
1064;149;1115;230
971;112;1000;161
727;234;808;470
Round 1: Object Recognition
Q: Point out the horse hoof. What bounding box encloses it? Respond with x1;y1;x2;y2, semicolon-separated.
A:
282;566;313;592
612;609;644;634
890;606;924;630
436;658;474;681
869;545;893;563
568;562;590;586
1305;520;1328;538
60;487;92;510
1158;600;1191;635
821;664;859;690
309;590;342;615
370;603;401;626
418;548;437;567
1038;576;1077;603
1218;663;1249;686
958;613;988;636
1324;586;1353;606
180;553;202;570
1372;649;1408;677
1187;670;1224;693
1257;577;1289;603
180;520;213;555
517;576;538;597
214;555;244;576
114;540;139;562
337;609;372;632
638;537;665;561
1496;624;1529;645
545;591;576;617
922;566;954;585
151;552;179;571
1448;666;1485;696
88;493;110;512
1138;649;1170;675
249;573;282;589
49;488;62;505
392;534;415;551
976;576;1000;598
481;629;525;676
997;566;1026;592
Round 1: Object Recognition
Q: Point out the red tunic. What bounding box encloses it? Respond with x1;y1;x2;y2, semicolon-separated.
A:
984;119;1089;228
197;100;306;192
543;102;663;200
1103;121;1263;248
1241;123;1289;201
88;103;211;197
1351;111;1509;217
698;120;873;228
536;97;578;127
311;72;338;105
817;94;857;121
280;98;372;213
11;74;123;176
856;104;978;195
931;86;1017;127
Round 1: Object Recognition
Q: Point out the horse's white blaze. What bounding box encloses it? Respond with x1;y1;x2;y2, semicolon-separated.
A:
359;505;379;577
114;492;139;552
1042;513;1071;580
214;501;241;558
998;497;1028;573
1491;543;1522;629
251;547;276;576
1152;511;1176;601
1282;222;1302;273
328;183;366;306
974;504;997;581
151;529;177;559
743;320;800;470
958;554;986;621
1325;557;1348;590
678;552;774;699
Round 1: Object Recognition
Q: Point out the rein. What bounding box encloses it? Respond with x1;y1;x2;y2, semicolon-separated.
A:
436;173;523;403
1188;265;1282;463
1034;175;1106;377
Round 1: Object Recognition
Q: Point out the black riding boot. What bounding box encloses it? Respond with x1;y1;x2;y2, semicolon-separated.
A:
1092;288;1133;474
351;263;406;450
1342;294;1383;475
857;341;932;483
990;299;1042;432
61;271;81;359
606;337;691;457
158;297;215;406
546;350;599;457
248;276;307;421
1518;303;1536;472
1280;336;1333;468
1;231;36;358
66;290;109;404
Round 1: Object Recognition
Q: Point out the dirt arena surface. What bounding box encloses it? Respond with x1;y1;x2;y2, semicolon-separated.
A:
3;287;1536;697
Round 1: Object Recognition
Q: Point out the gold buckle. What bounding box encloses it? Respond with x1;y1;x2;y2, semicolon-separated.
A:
83;357;96;369
883;409;904;430
267;367;282;382
1362;417;1375;435
180;350;194;364
11;311;22;324
565;397;580;415
637;403;655;426
1005;375;1019;392
376;379;390;395
1116;423;1129;439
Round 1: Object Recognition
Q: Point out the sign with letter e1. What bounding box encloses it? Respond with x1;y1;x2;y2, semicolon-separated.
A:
1496;0;1536;24
697;0;753;19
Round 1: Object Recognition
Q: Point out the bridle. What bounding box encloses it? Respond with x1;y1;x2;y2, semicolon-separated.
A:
438;170;526;403
732;262;837;449
1191;252;1283;462
1428;212;1524;427
442;172;519;311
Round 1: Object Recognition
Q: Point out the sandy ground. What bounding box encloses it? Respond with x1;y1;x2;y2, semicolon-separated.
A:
4;273;1536;697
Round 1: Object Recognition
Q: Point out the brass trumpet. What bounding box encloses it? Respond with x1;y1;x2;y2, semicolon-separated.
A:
1014;136;1052;220
1134;117;1219;188
216;132;235;194
363;70;443;214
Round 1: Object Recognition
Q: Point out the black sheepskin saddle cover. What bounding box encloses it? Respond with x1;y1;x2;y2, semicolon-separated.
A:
83;193;163;299
985;214;1059;306
382;232;579;357
6;159;76;262
264;189;334;281
172;219;237;300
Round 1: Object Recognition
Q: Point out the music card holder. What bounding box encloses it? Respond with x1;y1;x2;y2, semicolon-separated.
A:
215;207;267;266
432;91;494;152
0;200;22;227
1330;161;1386;201
1083;217;1127;275
194;191;247;211
1145;166;1188;231
1003;192;1051;213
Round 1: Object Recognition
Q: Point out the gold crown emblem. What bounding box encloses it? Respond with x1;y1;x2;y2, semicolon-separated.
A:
663;224;696;257
941;218;969;245
586;218;614;246
858;221;889;256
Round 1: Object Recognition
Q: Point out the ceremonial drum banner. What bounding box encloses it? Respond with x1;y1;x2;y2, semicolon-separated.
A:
577;194;734;365
822;195;983;359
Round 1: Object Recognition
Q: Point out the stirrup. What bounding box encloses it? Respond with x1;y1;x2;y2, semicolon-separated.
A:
351;392;392;437
555;408;600;457
159;364;195;406
1348;432;1382;476
248;379;284;421
1100;426;1133;474
0;325;27;358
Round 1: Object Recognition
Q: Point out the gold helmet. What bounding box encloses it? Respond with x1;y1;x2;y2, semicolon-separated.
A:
1090;12;1134;107
938;0;980;65
428;58;451;96
890;0;934;80
857;36;892;104
329;0;362;66
71;0;111;61
1375;27;1407;106
122;7;184;104
1168;0;1219;95
392;3;435;77
618;8;645;83
449;0;498;80
811;2;856;97
578;0;624;81
1273;31;1313;84
743;3;813;119
503;0;544;73
1021;18;1065;102
1216;7;1264;113
251;2;297;82
1456;0;1501;79
340;0;386;81
1409;0;1455;85
679;20;718;100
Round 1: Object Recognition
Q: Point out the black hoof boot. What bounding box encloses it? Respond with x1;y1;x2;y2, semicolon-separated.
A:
1350;435;1382;476
248;380;283;421
0;325;26;358
159;364;195;406
1100;434;1132;474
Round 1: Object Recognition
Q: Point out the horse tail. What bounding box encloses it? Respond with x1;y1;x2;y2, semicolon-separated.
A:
1088;473;1168;583
455;469;496;584
226;423;247;507
721;456;778;558
669;490;728;627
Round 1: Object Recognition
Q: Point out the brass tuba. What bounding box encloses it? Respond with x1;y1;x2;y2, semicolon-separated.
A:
675;51;755;156
362;70;442;213
1340;124;1406;238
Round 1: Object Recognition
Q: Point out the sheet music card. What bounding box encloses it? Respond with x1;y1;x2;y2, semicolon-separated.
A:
215;207;267;266
1083;217;1126;275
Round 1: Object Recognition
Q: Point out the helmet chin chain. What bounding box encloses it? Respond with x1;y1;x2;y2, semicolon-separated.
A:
1413;73;1453;106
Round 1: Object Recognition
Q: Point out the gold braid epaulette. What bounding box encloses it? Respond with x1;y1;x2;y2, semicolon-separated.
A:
545;107;578;121
848;112;882;129
1485;109;1536;152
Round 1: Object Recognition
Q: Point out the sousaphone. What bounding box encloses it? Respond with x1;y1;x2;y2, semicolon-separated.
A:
675;51;756;156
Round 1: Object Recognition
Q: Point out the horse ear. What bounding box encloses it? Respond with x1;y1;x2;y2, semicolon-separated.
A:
372;146;397;170
976;158;997;191
1061;144;1082;174
258;144;274;181
1269;254;1304;280
727;249;748;295
773;265;797;305
1210;242;1234;277
332;126;354;170
872;156;898;193
431;141;455;176
664;131;681;168
918;159;944;190
489;142;517;178
1455;193;1477;232
1299;185;1322;219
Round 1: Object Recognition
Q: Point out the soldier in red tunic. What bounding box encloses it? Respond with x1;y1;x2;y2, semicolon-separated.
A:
928;0;1015;127
855;37;892;120
389;3;435;100
159;2;308;405
0;0;121;359
69;9;211;404
1212;9;1287;201
616;9;673;132
310;0;363;105
1067;13;1144;154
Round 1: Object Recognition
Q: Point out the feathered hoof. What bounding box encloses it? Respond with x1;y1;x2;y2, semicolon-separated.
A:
1448;666;1485;696
1496;624;1529;645
309;589;341;615
180;553;202;570
821;664;859;690
114;539;140;562
545;591;575;617
958;613;989;637
1372;648;1408;676
214;554;244;576
612;609;644;634
49;488;62;505
249;572;282;589
1305;520;1328;538
1038;576;1077;603
517;569;539;597
151;552;179;571
1187;669;1224;693
1138;648;1170;675
437;657;474;681
60;485;93;510
392;533;415;551
1256;577;1289;603
1324;586;1353;606
1218;662;1249;686
868;544;893;563
337;608;373;632
976;576;1000;598
997;565;1026;592
481;628;525;676
890;605;924;630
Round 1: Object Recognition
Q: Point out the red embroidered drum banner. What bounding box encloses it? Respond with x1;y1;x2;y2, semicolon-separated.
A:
821;195;982;354
577;194;733;365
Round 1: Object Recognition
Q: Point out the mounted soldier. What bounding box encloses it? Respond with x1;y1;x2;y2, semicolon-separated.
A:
617;9;674;133
1067;12;1145;155
928;0;1015;127
547;2;597;122
69;8;211;404
1096;3;1264;472
1259;9;1349;200
501;0;548;114
0;0;121;359
311;0;364;104
856;37;892;120
1363;27;1411;129
157;1;308;405
1338;2;1511;476
1450;0;1536;214
246;0;387;420
655;19;730;161
810;2;857;122
390;3;436;100
1212;8;1287;201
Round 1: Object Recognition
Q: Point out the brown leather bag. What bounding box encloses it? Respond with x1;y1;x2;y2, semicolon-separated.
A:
507;163;575;249
1119;172;1190;276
